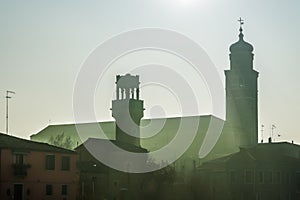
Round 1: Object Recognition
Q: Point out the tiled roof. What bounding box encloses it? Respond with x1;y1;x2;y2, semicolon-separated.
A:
76;137;148;153
0;133;76;154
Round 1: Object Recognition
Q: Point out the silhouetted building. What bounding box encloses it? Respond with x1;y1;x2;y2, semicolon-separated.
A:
31;115;223;173
225;24;259;147
112;74;144;147
76;138;147;200
30;24;262;181
200;21;260;162
75;74;148;200
193;142;300;200
29;20;297;200
0;133;78;200
30;25;261;166
191;22;300;200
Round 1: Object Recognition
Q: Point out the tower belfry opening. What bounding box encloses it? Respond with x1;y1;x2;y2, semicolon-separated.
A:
116;73;140;100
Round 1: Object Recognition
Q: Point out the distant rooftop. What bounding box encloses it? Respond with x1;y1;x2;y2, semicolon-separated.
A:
0;133;75;154
200;141;300;166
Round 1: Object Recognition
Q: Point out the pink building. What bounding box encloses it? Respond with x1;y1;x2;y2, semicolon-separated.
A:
0;133;78;200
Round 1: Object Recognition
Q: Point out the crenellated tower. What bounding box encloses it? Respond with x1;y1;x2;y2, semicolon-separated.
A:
225;19;259;147
111;73;144;147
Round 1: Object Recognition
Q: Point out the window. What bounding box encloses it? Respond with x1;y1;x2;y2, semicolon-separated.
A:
273;171;281;184
296;172;300;191
45;184;53;195
258;171;264;183
61;156;70;171
14;154;24;165
45;155;55;170
265;171;273;184
245;170;253;183
230;171;237;183
61;185;68;195
288;173;292;184
282;172;288;184
114;181;118;187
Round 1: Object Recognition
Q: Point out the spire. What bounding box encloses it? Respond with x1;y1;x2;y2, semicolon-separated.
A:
238;17;244;41
229;17;253;53
225;18;259;148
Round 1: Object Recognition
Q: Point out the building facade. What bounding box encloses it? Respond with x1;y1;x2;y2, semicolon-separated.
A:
193;142;300;200
0;133;78;200
76;139;147;200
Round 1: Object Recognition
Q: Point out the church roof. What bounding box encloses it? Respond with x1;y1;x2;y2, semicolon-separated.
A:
30;115;222;157
229;27;254;53
31;115;214;141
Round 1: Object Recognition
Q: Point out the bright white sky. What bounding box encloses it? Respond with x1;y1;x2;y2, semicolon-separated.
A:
0;0;299;144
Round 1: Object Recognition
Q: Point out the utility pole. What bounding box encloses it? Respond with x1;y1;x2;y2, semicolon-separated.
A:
5;90;15;135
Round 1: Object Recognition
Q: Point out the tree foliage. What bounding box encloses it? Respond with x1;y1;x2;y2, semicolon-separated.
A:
48;132;73;149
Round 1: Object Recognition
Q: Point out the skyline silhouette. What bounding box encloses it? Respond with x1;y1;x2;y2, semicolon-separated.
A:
0;1;299;145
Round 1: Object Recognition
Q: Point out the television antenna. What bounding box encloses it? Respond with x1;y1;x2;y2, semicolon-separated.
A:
271;124;276;141
5;90;15;135
261;124;264;143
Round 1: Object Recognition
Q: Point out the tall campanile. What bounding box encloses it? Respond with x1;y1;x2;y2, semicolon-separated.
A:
112;74;144;147
225;19;259;147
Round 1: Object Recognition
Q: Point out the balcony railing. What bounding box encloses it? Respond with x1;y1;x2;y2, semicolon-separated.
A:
12;163;31;178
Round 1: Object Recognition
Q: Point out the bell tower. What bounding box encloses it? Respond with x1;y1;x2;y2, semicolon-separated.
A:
225;18;259;147
112;73;144;147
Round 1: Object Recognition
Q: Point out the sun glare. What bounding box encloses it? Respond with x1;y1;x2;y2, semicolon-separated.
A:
178;0;195;7
165;0;203;10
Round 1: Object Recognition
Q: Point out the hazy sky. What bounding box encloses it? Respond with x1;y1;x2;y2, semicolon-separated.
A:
0;0;299;143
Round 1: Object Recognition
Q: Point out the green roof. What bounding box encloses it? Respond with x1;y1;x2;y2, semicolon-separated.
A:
30;115;230;161
31;121;115;148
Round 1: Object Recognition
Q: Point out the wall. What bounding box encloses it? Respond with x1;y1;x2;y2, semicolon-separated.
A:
0;149;78;200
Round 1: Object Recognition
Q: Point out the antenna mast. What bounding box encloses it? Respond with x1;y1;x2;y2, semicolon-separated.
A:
261;124;264;143
5;90;15;135
271;124;276;141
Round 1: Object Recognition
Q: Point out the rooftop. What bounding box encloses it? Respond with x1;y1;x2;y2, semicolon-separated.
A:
0;133;76;154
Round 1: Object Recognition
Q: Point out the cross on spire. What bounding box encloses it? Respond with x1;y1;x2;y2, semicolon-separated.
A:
238;17;244;30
